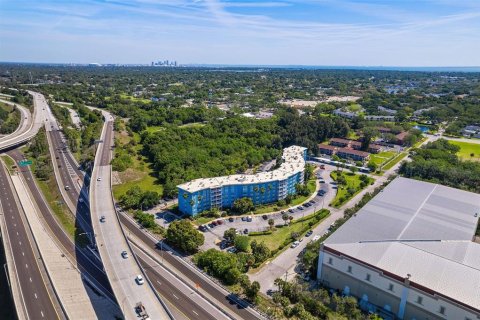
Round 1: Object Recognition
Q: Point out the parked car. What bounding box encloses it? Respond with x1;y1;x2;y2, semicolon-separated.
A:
211;220;218;226
198;225;208;232
243;228;249;234
306;230;313;237
100;215;106;223
298;206;304;210
216;220;223;225
288;208;295;213
291;241;300;248
97;177;102;181
312;235;320;241
227;247;237;254
262;215;268;220
135;275;144;285
304;203;311;207
228;217;234;222
320;165;325;169
241;217;247;222
246;216;253;222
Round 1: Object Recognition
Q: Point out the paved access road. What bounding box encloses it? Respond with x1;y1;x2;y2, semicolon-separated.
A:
90;116;172;319
0;99;31;140
0;162;60;319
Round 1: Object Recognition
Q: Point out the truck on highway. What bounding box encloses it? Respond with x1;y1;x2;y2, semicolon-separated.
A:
135;302;150;320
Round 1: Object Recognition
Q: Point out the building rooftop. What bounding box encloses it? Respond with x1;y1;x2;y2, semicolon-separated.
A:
178;145;307;193
337;147;369;157
318;143;337;151
325;177;480;311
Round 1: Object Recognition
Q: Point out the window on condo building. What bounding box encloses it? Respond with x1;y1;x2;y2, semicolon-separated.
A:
388;284;394;292
347;266;352;273
327;257;333;265
439;306;445;315
416;296;423;305
365;274;371;281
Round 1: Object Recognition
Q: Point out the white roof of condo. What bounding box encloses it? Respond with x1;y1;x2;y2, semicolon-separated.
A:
178;145;307;193
325;177;480;311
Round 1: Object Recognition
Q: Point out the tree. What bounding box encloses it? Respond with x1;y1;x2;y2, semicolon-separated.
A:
140;191;160;209
367;161;377;172
250;240;271;264
304;164;314;181
282;213;289;225
223;228;237;244
232;197;254;214
245;281;261;301
361;128;378;151
234;235;250;252
268;218;275;230
166;220;204;254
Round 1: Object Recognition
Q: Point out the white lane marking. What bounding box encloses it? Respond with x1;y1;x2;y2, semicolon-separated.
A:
22;252;24;256
156;280;162;285
34;293;37;299
19;241;21;245
25;264;28;268
192;310;199;316
173;294;179;300
41;311;44;318
29;277;32;282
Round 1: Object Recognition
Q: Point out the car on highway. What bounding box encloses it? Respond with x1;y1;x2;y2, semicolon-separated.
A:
64;185;70;191
97;177;102;181
100;215;106;223
121;251;129;259
135;275;145;285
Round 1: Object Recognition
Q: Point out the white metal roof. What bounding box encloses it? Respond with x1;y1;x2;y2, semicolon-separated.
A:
325;177;480;310
178;145;307;193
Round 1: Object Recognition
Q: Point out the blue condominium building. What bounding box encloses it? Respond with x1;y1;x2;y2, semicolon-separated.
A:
177;146;307;216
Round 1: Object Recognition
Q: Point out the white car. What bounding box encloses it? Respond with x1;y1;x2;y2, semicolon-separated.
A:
291;241;300;248
121;251;129;259
136;275;144;285
312;235;320;241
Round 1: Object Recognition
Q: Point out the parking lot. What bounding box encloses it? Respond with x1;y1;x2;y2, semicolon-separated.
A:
198;172;331;251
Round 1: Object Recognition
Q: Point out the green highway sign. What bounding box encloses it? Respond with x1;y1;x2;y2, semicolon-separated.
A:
18;160;33;167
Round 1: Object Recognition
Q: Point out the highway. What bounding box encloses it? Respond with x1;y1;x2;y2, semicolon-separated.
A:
0;161;61;319
90;114;172;319
0;91;49;151
0;99;31;141
42;93;235;319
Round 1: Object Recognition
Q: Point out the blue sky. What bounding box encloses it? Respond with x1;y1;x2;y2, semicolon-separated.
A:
1;0;479;66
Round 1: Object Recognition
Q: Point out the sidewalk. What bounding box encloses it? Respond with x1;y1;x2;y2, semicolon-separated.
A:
10;174;120;319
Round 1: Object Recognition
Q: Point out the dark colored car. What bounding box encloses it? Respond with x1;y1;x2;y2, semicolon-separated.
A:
243;228;249;234
262;215;268;220
228;217;234;222
305;230;313;237
217;220;223;225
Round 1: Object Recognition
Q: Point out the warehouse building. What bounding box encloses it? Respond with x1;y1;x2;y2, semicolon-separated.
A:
177;146;307;216
317;177;480;320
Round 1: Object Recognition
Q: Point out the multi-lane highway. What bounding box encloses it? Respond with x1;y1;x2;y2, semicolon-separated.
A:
0;161;61;319
90;114;172;319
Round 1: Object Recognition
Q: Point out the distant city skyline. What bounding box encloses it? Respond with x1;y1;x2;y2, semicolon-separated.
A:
1;0;480;66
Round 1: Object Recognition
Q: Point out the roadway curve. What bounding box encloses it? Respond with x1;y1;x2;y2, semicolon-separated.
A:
0;91;49;151
0;161;61;319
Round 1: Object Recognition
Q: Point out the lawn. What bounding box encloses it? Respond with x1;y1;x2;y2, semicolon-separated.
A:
248;209;330;252
0;155;16;174
449;141;480;162
369;151;396;167
112;124;164;200
330;171;373;208
382;152;408;170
